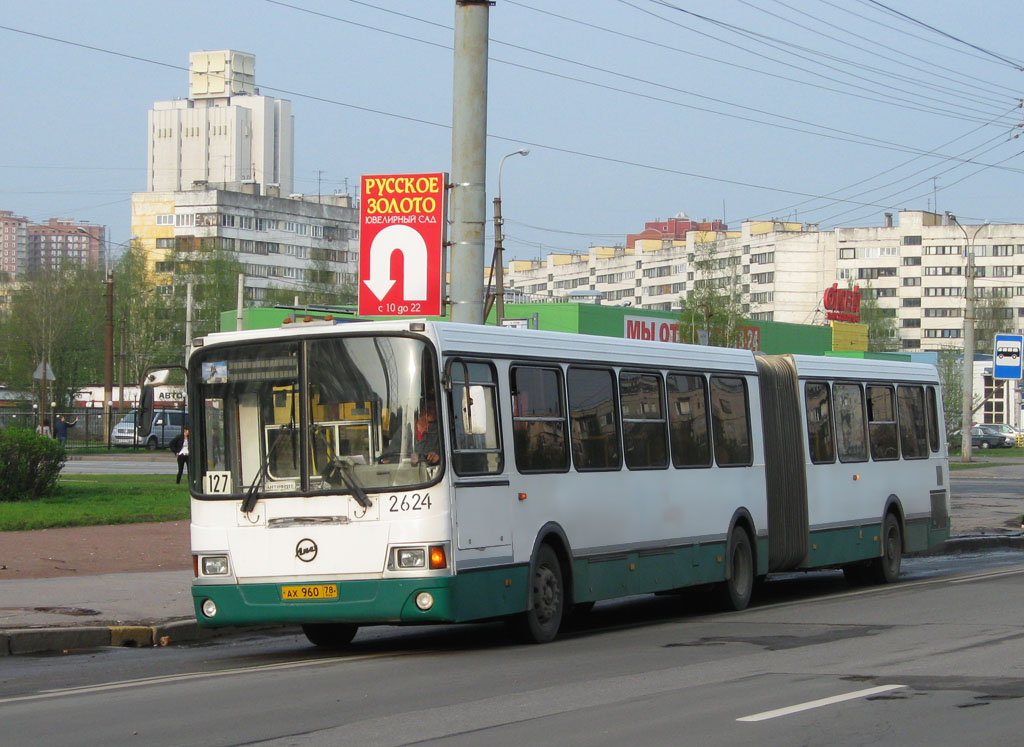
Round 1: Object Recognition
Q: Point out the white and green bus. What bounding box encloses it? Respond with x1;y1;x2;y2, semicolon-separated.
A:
187;320;950;646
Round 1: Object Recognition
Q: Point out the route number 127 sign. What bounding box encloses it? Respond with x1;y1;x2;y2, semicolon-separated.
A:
358;172;448;317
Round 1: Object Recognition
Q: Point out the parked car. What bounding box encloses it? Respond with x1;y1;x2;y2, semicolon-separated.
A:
110;412;140;447
110;409;187;450
970;425;1015;449
978;423;1024;447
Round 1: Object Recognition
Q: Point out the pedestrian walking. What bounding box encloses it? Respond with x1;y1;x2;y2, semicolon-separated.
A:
170;427;190;485
53;414;79;447
35;419;52;439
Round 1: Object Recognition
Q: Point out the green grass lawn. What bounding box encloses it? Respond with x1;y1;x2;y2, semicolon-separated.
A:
0;475;189;531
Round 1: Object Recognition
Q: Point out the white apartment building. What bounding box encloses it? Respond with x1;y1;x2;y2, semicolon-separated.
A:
148;50;294;195
136;49;357;302
131;186;358;303
504;210;1024;353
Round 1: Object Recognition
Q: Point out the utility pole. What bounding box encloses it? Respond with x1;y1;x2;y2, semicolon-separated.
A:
236;273;244;331
948;213;988;463
490;149;529;325
185;281;193;365
104;270;114;448
449;0;490;324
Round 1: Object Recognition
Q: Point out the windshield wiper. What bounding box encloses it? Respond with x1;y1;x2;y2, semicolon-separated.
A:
241;419;294;514
315;427;372;508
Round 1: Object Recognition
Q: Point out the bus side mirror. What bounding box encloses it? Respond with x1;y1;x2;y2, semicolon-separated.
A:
461;385;488;435
138;381;155;437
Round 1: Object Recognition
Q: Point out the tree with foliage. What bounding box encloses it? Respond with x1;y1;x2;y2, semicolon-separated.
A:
262;251;357;309
935;346;968;448
855;282;899;352
112;242;176;385
151;240;244;364
676;239;744;347
0;264;105;408
974;294;1010;356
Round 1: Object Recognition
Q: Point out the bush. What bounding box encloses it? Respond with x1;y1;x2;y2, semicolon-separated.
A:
0;427;66;501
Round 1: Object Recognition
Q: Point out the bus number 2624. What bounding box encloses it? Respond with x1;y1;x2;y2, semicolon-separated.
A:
388;493;432;512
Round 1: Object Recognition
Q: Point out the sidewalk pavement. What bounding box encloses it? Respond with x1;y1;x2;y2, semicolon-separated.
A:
2;460;1022;656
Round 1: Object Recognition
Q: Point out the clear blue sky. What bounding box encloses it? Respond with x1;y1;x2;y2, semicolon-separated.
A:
2;1;1023;261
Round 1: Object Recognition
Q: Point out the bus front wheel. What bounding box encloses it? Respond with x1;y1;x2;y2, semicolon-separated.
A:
302;623;358;649
867;513;902;584
715;528;754;611
511;544;564;644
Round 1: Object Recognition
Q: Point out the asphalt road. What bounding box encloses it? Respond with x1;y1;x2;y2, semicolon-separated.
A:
3;552;1023;746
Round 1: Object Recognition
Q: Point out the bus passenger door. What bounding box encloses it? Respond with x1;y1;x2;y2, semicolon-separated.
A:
446;360;511;553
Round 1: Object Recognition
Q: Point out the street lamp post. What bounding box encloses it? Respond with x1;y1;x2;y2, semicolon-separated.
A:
490;149;529;326
948;214;988;463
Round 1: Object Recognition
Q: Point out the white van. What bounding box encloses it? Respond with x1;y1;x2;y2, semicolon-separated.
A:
110;409;187;449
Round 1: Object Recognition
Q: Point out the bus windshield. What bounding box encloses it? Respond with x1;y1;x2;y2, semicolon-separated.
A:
192;334;441;498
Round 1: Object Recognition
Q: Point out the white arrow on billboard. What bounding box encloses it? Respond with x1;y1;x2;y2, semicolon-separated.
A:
363;225;428;301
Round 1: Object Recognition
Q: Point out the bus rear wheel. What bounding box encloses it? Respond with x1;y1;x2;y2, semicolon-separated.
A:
302;623;358;649
866;513;902;584
715;528;754;611
511;544;564;644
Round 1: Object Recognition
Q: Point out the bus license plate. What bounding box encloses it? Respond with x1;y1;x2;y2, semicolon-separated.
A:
281;584;339;601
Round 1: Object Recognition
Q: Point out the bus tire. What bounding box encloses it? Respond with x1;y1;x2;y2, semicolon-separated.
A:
512;544;564;644
301;622;358;649
866;513;902;584
715;528;754;611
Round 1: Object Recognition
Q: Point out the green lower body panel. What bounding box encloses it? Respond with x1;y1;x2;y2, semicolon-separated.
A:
193;566;530;628
802;516;950;570
572;541;730;604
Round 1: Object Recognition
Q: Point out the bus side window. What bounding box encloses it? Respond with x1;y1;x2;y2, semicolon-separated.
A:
834;383;868;463
510;366;569;473
897;385;929;459
567;367;621;471
866;385;899;460
667;373;711;468
619;371;668;470
804;381;835;464
925;386;941;453
709;375;752;467
449;360;503;476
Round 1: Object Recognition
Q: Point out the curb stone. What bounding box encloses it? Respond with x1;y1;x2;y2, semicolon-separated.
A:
0;622;297;657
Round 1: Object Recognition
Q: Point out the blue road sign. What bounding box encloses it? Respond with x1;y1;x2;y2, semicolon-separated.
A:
993;333;1024;380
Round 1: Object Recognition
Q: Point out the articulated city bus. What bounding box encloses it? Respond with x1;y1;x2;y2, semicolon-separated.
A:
187;320;949;646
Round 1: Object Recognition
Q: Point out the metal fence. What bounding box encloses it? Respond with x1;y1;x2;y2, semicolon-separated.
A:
0;408;171;451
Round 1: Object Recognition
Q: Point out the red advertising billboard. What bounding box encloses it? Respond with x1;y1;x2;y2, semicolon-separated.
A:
358;172;447;317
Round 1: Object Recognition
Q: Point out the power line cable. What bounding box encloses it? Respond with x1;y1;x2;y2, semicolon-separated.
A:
746;0;1019;105
744;107;1022;224
640;0;1015;118
507;0;1017;124
863;0;1024;69
1;20;1018;224
259;3;1024;169
816;136;1023;225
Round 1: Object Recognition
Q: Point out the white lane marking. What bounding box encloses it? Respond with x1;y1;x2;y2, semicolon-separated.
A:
0;653;392;706
950;567;1024;584
737;685;906;722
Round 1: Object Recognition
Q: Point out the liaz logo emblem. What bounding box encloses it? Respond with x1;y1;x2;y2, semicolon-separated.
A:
295;538;318;562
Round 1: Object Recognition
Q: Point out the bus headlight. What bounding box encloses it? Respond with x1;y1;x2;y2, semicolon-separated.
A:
201;599;218;618
397;548;426;568
201;555;230;576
